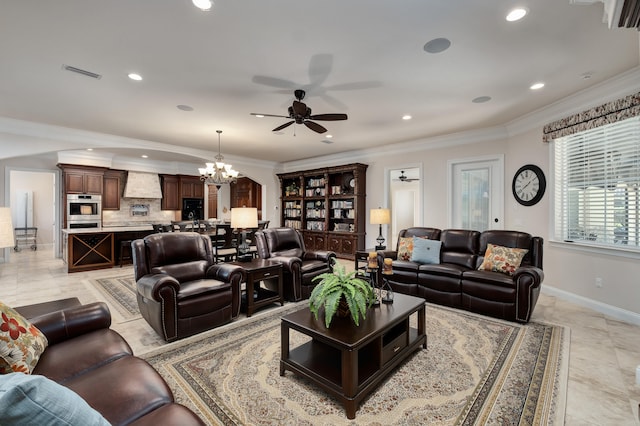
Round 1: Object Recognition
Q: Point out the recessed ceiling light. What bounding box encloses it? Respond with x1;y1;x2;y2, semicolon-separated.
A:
325;134;333;138
472;96;492;103
506;8;528;22
177;105;194;111
86;148;93;151
423;38;451;54
530;82;545;90
141;155;148;159
128;73;142;81
254;114;264;118
192;0;212;11
402;115;412;120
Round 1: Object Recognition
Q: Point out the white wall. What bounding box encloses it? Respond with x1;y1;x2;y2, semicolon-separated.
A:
9;170;56;246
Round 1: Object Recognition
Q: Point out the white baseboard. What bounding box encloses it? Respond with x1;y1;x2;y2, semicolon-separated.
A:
542;285;640;326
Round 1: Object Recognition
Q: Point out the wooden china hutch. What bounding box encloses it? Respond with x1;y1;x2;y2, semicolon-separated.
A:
277;163;367;260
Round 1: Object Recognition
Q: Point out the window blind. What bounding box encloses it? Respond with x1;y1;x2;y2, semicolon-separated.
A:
553;116;640;249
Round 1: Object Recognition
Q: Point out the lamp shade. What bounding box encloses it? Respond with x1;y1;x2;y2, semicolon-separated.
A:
0;207;14;249
230;207;258;229
370;208;391;225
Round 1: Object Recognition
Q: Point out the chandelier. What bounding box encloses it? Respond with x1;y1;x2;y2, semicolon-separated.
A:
198;130;239;188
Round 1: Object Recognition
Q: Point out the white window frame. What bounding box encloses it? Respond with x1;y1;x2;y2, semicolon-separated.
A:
550;116;640;259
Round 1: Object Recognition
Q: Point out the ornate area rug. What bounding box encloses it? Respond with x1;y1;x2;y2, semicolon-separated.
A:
85;274;140;322
141;303;569;425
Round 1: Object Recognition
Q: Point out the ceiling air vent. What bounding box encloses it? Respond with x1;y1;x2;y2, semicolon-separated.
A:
62;64;102;79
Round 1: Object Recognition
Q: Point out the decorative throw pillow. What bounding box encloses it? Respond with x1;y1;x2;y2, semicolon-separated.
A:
0;302;48;374
397;237;415;261
411;237;442;264
0;372;111;425
478;243;528;276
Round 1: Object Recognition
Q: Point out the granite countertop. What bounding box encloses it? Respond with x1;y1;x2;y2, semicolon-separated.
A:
62;224;154;234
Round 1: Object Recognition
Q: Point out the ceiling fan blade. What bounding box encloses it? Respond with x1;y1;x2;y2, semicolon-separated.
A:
304;121;327;134
308;113;348;121
251;75;297;89
308;53;333;87
293;100;307;116
272;121;294;132
251;113;289;118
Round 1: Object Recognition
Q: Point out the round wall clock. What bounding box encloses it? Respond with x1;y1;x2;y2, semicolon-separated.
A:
512;164;546;206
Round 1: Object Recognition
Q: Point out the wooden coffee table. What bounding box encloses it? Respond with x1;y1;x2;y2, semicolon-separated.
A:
280;293;426;419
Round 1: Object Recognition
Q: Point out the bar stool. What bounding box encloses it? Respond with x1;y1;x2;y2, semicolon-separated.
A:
119;240;133;267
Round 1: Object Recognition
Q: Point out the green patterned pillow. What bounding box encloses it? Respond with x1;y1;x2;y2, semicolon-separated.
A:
0;302;48;374
478;243;528;276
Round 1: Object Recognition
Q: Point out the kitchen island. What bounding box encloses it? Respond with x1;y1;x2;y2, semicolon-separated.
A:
62;225;155;273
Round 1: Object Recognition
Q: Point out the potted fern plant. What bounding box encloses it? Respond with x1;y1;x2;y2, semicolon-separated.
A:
309;262;376;328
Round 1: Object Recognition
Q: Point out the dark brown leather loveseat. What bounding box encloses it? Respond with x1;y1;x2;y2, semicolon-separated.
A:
378;228;544;322
14;298;204;425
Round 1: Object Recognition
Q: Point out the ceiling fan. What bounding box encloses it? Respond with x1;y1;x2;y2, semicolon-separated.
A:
394;171;419;182
250;89;347;134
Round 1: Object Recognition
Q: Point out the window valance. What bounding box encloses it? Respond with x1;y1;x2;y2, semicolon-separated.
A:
542;91;640;142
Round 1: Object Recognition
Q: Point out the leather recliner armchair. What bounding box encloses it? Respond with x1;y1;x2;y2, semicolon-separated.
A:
254;227;336;301
132;232;245;342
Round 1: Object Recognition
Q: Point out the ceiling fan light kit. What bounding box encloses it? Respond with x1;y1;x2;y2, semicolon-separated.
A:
251;89;348;134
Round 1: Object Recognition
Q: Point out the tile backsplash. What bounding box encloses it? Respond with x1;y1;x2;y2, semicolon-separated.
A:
103;198;177;226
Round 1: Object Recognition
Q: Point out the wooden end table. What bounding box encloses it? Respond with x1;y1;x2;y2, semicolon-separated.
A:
280;293;426;419
230;258;284;317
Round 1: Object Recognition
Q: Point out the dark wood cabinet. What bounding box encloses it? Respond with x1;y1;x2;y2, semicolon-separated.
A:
278;163;367;259
230;177;262;218
60;165;105;194
180;176;204;199
160;175;180;210
102;170;124;210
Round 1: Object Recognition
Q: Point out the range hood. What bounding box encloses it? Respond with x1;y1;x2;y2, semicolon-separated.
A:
123;172;163;199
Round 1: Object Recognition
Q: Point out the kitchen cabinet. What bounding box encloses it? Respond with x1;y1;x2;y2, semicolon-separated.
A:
277;163;367;259
161;174;180;210
180;175;204;199
102;170;124;210
60;165;105;194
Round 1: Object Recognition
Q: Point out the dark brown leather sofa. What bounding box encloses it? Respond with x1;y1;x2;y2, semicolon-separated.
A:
378;228;544;322
132;232;245;342
15;299;204;426
255;227;336;301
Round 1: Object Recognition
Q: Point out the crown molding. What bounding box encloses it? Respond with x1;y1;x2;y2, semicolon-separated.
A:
505;66;640;137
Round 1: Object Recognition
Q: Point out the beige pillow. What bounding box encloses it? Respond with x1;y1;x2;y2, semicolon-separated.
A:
478;243;528;276
0;301;48;374
397;237;415;261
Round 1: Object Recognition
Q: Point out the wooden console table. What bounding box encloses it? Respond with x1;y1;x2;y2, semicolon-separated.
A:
280;293;426;419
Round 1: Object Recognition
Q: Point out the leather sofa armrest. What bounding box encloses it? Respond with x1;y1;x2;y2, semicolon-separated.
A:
136;274;180;301
268;255;302;272
513;266;544;287
29;302;112;346
206;263;245;283
377;250;398;260
302;250;336;262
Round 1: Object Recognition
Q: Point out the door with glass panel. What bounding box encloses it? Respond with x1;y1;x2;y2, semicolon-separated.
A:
449;157;503;231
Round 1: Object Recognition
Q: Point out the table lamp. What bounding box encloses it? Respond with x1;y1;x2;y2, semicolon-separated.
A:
0;207;15;251
370;208;391;250
231;207;258;262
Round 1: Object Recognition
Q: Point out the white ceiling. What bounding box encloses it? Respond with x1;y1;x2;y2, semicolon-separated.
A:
1;1;638;164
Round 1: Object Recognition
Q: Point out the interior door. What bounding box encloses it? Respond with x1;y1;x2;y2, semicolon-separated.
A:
449;156;503;231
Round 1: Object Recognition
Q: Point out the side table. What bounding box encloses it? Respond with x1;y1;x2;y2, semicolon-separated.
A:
354;248;378;272
231;258;284;317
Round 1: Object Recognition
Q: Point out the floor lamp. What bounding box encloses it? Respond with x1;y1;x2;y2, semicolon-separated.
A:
0;208;15;258
231;207;258;262
370;208;391;250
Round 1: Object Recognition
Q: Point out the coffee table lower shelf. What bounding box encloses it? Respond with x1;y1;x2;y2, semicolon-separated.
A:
280;294;426;419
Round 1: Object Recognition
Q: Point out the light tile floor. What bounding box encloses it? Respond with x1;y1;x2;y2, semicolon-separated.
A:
1;247;639;425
